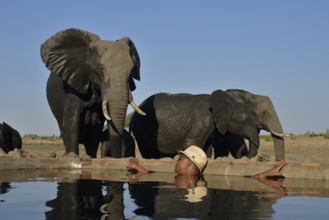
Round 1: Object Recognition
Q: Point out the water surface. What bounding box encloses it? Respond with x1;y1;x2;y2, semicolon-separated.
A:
1;171;329;219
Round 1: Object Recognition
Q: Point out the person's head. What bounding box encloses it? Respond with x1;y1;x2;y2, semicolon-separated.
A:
175;145;207;176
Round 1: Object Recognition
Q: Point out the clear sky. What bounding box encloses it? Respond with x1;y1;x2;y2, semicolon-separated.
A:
0;1;328;136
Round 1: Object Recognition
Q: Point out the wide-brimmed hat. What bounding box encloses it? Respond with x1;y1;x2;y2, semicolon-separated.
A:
179;145;207;172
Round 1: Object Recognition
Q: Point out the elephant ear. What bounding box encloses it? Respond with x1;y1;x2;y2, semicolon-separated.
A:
117;37;140;91
41;28;101;94
210;90;233;135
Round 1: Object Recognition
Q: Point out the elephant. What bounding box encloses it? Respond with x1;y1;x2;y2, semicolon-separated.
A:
216;89;286;161
130;89;286;161
41;28;145;158
0;122;22;154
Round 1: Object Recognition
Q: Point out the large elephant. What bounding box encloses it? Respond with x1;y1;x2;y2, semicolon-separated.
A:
130;89;286;161
41;28;145;158
0;122;22;154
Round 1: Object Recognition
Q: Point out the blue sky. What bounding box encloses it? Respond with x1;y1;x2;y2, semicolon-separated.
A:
0;1;328;135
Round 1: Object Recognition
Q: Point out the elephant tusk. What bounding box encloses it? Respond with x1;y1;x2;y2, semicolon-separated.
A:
271;131;290;137
102;101;111;120
130;101;146;116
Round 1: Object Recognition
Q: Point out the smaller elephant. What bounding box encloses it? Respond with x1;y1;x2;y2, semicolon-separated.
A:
130;90;262;159
212;89;287;160
0;122;22;154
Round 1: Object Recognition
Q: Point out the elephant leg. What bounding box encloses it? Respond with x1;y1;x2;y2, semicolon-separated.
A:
214;142;230;158
62;122;80;155
83;126;102;158
132;129;161;159
84;139;100;158
224;133;248;159
101;141;110;157
122;130;135;157
109;134;122;158
101;131;122;157
62;105;80;155
211;132;229;158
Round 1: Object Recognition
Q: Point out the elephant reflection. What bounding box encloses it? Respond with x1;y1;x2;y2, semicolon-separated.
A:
129;181;281;219
0;182;12;195
45;180;103;219
130;89;286;161
45;180;125;220
99;182;125;220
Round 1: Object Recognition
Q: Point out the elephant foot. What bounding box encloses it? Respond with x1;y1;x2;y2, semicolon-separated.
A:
235;145;249;159
61;152;80;158
6;149;33;158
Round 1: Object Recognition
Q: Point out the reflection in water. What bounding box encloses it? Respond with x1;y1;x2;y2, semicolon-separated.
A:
45;180;104;219
1;176;329;219
43;178;281;219
0;182;12;195
45;180;126;220
129;181;279;219
100;182;125;220
0;182;12;203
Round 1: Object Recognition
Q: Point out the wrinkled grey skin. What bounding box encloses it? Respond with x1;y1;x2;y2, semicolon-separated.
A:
130;89;285;161
130;89;261;159
0;122;22;153
41;28;141;158
216;89;285;161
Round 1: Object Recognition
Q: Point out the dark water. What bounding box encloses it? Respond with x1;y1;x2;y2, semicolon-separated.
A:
1;173;329;220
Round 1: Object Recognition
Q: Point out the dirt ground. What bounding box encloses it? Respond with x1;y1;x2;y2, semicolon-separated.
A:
20;135;329;163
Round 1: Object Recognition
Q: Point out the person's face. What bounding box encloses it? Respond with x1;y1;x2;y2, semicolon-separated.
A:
175;154;200;175
175;154;190;175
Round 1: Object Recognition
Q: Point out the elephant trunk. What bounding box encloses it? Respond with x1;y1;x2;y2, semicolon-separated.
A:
102;79;129;158
108;98;127;158
266;108;286;161
270;124;286;161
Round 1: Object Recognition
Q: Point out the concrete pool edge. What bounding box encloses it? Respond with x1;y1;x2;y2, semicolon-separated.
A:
0;157;328;180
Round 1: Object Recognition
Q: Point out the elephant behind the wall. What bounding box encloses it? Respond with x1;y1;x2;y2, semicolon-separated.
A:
214;89;287;161
41;28;145;158
0;122;22;153
130;89;286;161
130;90;262;159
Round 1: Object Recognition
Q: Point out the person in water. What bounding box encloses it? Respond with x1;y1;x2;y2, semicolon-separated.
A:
127;145;288;200
126;145;287;179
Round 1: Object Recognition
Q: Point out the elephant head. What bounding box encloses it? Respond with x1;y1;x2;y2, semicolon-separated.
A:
210;90;260;159
0;122;22;153
41;28;145;157
226;89;287;161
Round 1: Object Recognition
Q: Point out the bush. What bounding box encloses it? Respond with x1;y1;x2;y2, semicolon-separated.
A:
260;135;272;142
